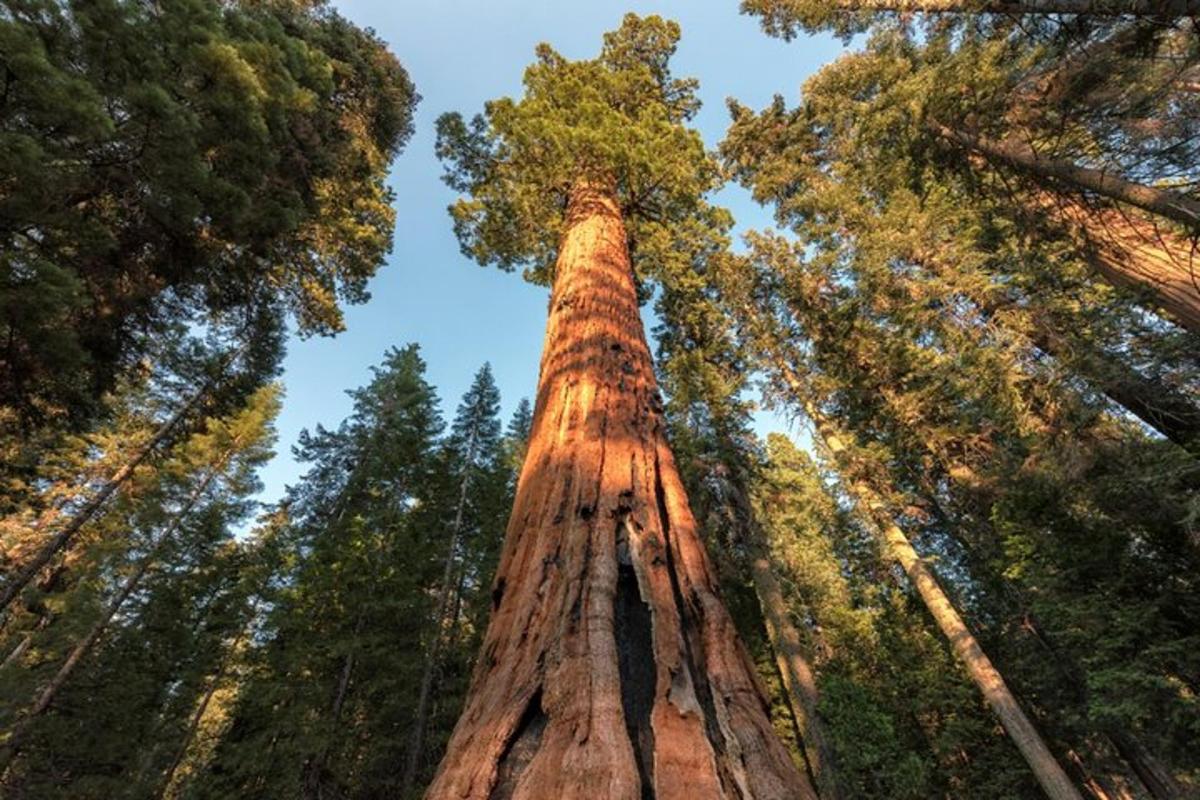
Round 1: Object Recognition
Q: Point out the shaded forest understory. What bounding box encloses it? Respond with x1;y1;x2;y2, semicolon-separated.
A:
2;1;1199;798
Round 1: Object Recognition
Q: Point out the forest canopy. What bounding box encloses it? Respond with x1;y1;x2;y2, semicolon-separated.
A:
1;3;1198;800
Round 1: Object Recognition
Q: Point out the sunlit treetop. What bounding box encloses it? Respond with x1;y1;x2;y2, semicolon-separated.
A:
434;14;726;288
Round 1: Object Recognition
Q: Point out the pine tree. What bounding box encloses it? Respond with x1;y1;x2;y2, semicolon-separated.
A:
0;385;280;797
0;0;418;459
402;363;510;796
715;79;1200;790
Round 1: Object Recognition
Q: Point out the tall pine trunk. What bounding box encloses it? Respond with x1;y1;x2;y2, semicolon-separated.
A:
747;329;1083;799
744;529;843;800
302;614;363;800
156;620;251;800
401;427;477;796
930;123;1200;232
425;182;816;800
794;389;1085;800
1;443;234;762
0;343;246;617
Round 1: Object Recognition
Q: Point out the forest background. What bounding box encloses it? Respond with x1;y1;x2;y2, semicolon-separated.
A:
257;0;841;506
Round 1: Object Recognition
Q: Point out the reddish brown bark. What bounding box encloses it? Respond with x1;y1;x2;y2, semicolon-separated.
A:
930;123;1200;233
1047;198;1200;335
831;0;1200;14
424;184;816;800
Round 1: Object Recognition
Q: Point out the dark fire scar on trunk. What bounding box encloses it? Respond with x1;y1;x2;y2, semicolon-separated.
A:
488;689;547;800
614;518;657;799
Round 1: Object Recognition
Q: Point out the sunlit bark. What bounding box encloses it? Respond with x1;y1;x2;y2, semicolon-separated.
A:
425;183;816;800
931;123;1200;232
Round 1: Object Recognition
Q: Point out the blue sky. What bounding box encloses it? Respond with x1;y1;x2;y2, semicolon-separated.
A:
255;1;846;505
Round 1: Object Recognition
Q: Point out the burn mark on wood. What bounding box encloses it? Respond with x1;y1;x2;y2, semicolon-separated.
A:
489;690;547;800
614;524;657;800
491;577;506;611
568;533;592;634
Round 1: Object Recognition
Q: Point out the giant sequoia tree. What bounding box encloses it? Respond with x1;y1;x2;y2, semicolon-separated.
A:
430;15;814;799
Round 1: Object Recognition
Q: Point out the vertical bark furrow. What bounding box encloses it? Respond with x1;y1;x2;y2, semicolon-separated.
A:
489;690;548;800
653;462;741;799
614;540;657;799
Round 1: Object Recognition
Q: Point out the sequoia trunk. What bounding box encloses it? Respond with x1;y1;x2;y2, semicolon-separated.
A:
930;123;1200;233
424;183;816;800
1046;198;1200;335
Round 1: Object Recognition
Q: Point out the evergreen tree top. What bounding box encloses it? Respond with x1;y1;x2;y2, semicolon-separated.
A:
433;14;721;286
506;398;533;441
448;363;503;465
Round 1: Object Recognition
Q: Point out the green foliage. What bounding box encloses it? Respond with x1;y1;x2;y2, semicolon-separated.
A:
741;0;878;39
0;0;418;442
0;384;281;799
755;435;1043;799
715;19;1200;788
189;349;517;799
434;13;719;287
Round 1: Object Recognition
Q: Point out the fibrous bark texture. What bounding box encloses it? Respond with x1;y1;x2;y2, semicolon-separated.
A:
1048;197;1200;336
931;123;1200;232
424;184;816;800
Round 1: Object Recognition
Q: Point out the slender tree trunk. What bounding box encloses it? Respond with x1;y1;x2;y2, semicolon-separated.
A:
753;338;1081;799
1023;314;1200;453
0;344;245;616
910;252;1200;450
1039;197;1200;335
803;400;1083;800
1107;733;1190;800
744;525;844;800
930;123;1200;232
302;615;363;800
425;182;816;800
0;612;51;672
827;0;1200;14
155;621;250;800
1064;748;1142;800
1017;610;1185;800
401;429;479;797
1;448;231;760
823;443;1079;798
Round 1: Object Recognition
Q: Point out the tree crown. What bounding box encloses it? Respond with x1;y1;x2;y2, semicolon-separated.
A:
434;14;721;286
